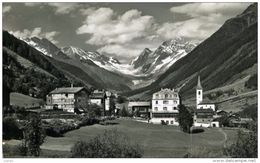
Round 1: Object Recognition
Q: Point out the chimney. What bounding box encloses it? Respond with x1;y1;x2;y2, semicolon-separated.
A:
71;83;73;88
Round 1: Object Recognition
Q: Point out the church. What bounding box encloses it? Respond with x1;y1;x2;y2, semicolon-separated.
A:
194;75;219;127
196;76;216;111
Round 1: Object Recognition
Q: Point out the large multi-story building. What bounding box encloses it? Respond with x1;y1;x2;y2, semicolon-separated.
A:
46;86;89;112
150;88;180;125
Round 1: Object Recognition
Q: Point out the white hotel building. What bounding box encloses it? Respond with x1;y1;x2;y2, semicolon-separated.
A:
150;88;180;125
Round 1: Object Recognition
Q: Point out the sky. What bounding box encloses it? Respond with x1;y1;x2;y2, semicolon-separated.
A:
3;2;252;63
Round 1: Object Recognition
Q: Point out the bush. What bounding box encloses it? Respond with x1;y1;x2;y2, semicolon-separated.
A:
42;119;81;137
226;122;257;158
71;129;143;158
245;74;257;90
3;116;23;140
79;117;100;126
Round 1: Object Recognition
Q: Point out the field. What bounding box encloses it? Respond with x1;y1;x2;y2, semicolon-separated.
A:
10;92;44;108
40;119;238;158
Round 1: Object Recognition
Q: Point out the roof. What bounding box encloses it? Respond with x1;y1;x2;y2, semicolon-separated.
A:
198;98;215;105
49;87;84;94
90;92;105;99
198;102;215;105
196;109;214;113
153;88;179;100
197;75;202;90
216;110;226;113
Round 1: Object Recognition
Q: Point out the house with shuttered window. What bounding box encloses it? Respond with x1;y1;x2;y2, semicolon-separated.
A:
46;85;89;113
150;88;180;125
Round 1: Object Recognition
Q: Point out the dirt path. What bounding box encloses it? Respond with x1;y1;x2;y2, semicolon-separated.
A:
218;128;228;148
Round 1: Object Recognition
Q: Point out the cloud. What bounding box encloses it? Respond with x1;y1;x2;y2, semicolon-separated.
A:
157;3;251;41
3;5;11;13
157;14;222;41
77;3;251;62
24;3;41;7
77;8;158;60
47;3;80;14
170;3;251;18
10;27;60;44
24;2;80;14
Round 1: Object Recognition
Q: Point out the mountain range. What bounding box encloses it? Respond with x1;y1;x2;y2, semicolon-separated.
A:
3;3;257;112
124;3;257;112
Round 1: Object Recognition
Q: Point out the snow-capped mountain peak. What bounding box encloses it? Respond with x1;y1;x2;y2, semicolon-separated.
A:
131;38;198;76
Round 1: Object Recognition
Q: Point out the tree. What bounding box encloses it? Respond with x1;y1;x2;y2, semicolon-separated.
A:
226;122;257;158
119;106;129;117
71;129;143;158
24;114;46;157
117;96;127;104
178;104;193;133
85;103;103;118
109;96;116;116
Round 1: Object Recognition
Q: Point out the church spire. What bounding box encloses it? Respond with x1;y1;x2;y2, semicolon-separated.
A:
197;75;202;90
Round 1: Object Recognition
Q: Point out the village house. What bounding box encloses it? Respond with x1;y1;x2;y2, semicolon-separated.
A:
127;101;150;118
150;88;180;125
46;85;89;113
194;76;219;127
89;89;112;116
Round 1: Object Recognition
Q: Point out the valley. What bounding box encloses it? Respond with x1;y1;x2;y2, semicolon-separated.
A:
3;1;257;111
2;2;258;159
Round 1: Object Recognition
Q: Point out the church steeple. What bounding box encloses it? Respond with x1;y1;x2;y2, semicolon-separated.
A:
196;75;203;107
197;75;202;90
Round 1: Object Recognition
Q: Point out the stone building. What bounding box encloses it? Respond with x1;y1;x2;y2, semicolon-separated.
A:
150;88;180;125
46;86;89;112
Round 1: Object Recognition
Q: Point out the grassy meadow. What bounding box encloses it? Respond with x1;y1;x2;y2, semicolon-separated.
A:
40;119;238;158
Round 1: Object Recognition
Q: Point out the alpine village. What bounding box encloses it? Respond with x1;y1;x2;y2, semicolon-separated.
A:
2;2;258;158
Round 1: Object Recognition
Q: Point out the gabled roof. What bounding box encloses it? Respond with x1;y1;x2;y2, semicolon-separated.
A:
49;87;85;94
90;92;105;99
196;109;214;113
198;98;215;105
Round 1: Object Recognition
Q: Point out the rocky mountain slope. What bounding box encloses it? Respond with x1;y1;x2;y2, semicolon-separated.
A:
3;31;133;92
124;3;257;111
131;38;197;76
18;33;198;89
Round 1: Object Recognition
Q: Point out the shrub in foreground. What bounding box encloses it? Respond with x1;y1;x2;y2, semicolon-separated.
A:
226;122;257;158
71;129;143;158
3;116;23;140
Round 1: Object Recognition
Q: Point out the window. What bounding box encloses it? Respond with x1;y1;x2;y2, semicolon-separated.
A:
171;121;173;124
154;107;158;111
65;93;68;97
165;94;168;98
156;94;159;97
198;91;201;95
173;107;177;110
166;120;169;124
155;101;158;104
163;100;169;104
163;107;167;111
174;94;177;97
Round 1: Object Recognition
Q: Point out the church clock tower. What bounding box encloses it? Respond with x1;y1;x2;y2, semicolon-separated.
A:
196;75;203;107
